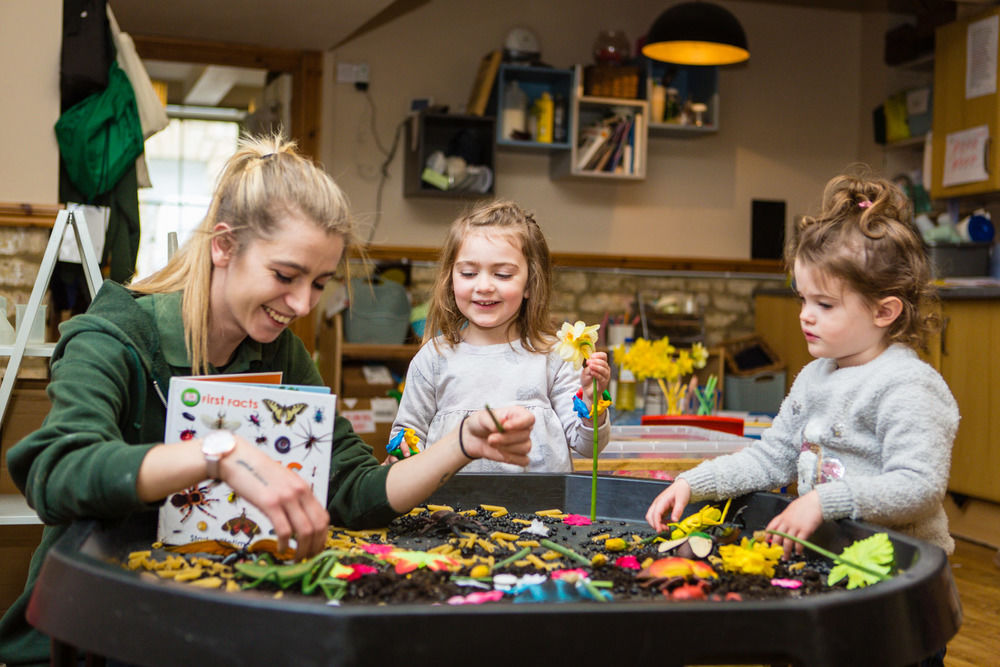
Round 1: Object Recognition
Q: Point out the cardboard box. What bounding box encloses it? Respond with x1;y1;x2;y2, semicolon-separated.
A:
1;380;51;495
338;396;399;462
721;335;784;376
341;364;397;399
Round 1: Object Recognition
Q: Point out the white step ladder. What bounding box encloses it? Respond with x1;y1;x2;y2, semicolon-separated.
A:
0;209;103;432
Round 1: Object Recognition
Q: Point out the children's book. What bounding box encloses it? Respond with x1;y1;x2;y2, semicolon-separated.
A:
156;377;336;549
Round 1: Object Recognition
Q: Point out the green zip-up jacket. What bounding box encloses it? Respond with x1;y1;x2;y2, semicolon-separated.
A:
0;281;394;666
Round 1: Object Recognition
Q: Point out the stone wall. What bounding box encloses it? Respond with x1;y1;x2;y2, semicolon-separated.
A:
387;261;786;348
0;224;52;379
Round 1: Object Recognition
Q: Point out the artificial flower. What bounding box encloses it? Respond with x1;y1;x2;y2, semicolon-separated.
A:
563;513;592;526
615;555;641;570
770;578;803;589
556;320;600;370
718;537;784;577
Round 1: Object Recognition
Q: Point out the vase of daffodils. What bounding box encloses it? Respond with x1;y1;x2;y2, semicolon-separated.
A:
613;336;709;415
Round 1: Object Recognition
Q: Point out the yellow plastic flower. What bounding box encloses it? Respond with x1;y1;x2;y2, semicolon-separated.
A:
556;321;600;370
718;537;784;577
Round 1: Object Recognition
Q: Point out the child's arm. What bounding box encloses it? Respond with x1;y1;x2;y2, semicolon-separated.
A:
385;406;533;511
764;490;823;558
645;478;692;532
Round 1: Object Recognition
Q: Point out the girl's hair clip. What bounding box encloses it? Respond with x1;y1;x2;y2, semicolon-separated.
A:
857;200;872;208
260;152;276;160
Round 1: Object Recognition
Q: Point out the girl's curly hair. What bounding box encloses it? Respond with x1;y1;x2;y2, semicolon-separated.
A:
785;167;938;351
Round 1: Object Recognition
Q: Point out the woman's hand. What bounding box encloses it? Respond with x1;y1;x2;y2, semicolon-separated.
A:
645;478;691;532
461;406;534;466
764;490;824;559
219;436;330;560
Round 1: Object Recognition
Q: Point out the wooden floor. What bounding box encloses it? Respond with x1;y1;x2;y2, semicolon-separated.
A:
944;538;1000;666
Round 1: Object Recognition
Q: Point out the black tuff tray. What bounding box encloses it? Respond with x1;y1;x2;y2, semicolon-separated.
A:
27;474;961;667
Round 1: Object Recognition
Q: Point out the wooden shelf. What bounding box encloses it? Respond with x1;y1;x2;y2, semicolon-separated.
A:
341;343;420;362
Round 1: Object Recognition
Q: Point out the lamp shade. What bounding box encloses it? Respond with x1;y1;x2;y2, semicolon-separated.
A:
642;2;749;66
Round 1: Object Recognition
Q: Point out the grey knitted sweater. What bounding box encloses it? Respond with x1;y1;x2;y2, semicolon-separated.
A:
680;344;959;553
391;338;610;473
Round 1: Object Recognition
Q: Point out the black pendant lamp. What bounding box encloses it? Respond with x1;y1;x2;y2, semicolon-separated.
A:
642;2;749;66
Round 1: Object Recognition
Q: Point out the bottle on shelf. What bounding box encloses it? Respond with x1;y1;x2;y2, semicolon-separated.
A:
553;93;567;143
533;91;554;143
501;81;527;140
614;337;636;412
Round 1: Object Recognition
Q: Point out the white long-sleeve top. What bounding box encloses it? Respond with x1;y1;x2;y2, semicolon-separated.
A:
390;337;610;473
680;344;959;553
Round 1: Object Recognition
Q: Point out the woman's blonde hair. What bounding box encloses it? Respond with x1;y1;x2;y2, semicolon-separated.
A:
425;199;555;352
786;167;938;351
130;133;358;374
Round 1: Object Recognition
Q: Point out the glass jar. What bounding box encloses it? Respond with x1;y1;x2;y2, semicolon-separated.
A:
593;30;630;66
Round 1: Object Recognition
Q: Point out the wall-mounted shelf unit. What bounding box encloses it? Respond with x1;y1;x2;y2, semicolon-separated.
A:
551;66;647;181
403;111;495;198
494;64;574;150
644;59;719;137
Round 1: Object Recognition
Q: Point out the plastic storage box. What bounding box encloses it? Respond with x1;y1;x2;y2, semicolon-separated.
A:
723;370;786;414
590;424;752;460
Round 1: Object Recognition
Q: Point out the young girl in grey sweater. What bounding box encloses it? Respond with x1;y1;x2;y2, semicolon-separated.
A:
646;171;959;556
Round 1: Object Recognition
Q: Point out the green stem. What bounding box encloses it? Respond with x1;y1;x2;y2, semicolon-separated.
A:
766;529;890;581
591;377;598;521
540;538;592;566
492;546;531;571
580;576;609;602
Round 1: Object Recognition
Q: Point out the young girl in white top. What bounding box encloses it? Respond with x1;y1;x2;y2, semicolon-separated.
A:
390;200;611;472
646;170;959;556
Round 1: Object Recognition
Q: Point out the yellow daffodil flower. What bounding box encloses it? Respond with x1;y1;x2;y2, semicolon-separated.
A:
556;320;600;370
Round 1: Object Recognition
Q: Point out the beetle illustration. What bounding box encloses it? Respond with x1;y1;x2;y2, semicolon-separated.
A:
180;428;197;441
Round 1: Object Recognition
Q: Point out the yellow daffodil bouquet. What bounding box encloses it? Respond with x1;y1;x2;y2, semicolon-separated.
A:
613;336;709;415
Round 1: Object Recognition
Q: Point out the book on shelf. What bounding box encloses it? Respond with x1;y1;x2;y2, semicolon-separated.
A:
466;49;502;116
575;124;611;170
156;376;336;549
606;116;634;173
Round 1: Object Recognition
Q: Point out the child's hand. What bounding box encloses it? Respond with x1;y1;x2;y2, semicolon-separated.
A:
645;478;692;532
765;490;824;559
463;406;534;467
581;351;611;396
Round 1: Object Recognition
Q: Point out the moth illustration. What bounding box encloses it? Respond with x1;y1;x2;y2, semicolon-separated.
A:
222;509;260;538
201;411;240;432
262;399;309;426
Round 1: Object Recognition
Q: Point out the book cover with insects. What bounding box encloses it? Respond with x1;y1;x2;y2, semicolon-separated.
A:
157;377;336;549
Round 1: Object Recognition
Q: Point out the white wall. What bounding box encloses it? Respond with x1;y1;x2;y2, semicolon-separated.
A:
323;0;868;259
0;0;61;204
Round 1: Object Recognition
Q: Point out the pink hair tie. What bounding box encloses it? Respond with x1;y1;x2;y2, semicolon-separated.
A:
858;200;872;208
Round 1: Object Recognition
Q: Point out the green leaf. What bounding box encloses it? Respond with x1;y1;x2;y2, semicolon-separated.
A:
827;533;895;589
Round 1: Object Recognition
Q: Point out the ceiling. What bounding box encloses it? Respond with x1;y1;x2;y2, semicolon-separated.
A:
111;0;957;109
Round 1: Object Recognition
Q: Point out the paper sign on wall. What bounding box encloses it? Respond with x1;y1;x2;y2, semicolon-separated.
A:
966;15;998;99
943;125;990;187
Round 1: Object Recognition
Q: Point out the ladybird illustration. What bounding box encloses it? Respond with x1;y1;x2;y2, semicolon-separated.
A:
180;428;196;440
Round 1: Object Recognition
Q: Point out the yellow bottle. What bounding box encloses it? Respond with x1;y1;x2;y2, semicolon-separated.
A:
534;92;554;143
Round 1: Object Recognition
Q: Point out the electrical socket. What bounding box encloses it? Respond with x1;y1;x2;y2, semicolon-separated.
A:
336;62;369;84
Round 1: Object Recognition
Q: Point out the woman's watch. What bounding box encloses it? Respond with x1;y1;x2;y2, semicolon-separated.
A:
202;430;236;480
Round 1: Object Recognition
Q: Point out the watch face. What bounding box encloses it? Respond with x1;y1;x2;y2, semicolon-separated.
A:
204;430;236;455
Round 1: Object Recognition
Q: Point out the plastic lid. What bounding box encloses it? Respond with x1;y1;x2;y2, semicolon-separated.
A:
968;215;995;243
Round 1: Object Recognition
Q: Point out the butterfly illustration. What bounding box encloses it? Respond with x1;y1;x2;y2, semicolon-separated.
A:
262;399;309;426
201;411;240;432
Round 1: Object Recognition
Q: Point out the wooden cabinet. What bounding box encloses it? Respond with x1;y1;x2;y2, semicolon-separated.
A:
937;299;1000;503
403;111;495;198
931;7;1000;198
754;290;1000;503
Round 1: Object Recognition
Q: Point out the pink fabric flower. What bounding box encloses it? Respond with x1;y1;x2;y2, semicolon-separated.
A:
447;590;505;605
615;555;641;570
345;564;378;581
360;543;394;558
770;578;803;589
563;514;592;526
551;568;589;580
